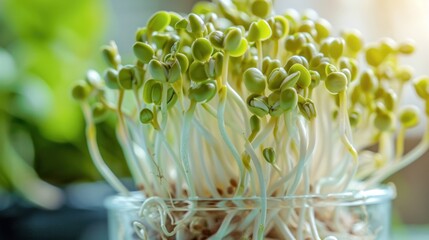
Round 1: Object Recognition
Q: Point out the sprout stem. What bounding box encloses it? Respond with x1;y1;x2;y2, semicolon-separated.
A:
152;82;170;193
395;127;406;162
218;53;247;195
201;101;242;131
227;83;251;135
366;120;429;187
218;86;246;196
116;90;149;192
274;39;280;60
210;212;236;239
252;117;278;148
180;101;197;198
82;103;129;195
287;119;311;196
133;86;142;111
244;140;267;240
339;91;358;163
273;216;296;240
256;40;263;71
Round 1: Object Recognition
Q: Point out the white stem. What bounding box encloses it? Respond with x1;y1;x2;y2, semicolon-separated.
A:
338;91;358;190
180;101;197;198
244;141;267;240
365;120;429;188
115;91;150;192
82;103;129;195
273;216;296;240
209;212;236;239
252;117;278;148
306;167;321;240
218;86;247;195
227;82;251;135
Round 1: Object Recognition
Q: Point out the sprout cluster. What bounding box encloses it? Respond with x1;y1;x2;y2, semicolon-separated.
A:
73;0;429;239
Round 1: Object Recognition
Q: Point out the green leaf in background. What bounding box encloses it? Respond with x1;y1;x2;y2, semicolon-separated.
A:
0;0;107;142
0;0;129;208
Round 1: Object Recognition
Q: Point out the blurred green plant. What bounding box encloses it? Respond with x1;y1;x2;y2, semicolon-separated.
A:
0;47;65;209
0;0;129;208
0;0;107;141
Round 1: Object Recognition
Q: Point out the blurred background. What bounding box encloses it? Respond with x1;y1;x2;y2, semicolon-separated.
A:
0;0;428;239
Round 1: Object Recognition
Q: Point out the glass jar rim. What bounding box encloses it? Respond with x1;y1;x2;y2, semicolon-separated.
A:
105;184;396;211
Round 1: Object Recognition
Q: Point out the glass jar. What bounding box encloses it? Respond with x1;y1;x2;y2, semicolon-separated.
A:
105;185;395;240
